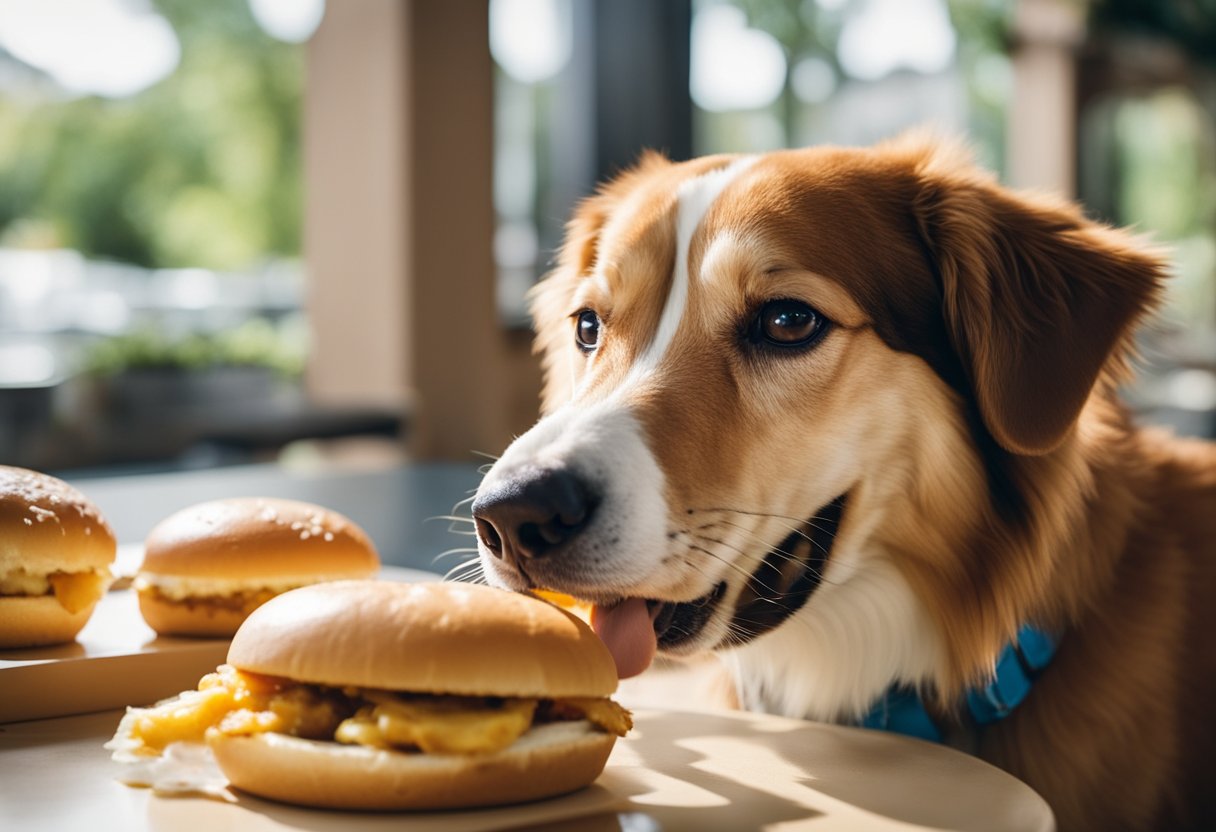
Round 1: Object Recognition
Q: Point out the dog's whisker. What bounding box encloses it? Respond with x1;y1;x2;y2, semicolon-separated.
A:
680;528;841;589
682;527;818;569
686;505;842;552
685;544;778;590
432;547;481;563
427;511;481;538
687;505;824;524
710;517;835;560
680;528;802;569
721;620;757;648
672;554;829;644
675;553;723;588
714;514;824;544
688;506;841;539
450;494;477;511
677;527;778;570
443;558;488;583
432;513;479;532
470;450;501;462
681;543;796;596
672;528;746;555
452;561;488;581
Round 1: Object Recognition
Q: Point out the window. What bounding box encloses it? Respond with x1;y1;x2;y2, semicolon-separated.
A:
0;0;321;470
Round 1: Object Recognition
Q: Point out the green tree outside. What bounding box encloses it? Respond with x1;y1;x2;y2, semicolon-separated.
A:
0;0;303;271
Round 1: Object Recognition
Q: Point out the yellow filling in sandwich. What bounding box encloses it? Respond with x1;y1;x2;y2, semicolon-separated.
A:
133;575;374;617
135;583;281;615
125;664;632;757
0;568;111;613
133;574;352;601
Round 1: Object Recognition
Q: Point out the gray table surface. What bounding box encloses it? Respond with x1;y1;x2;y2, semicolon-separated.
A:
67;462;485;576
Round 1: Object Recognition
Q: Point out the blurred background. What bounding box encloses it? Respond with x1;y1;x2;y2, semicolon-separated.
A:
0;0;1213;478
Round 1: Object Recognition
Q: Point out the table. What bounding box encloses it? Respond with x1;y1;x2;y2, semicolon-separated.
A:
0;462;1056;830
0;706;1053;831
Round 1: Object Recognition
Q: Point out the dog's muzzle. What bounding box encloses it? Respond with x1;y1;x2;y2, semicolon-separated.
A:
472;467;599;581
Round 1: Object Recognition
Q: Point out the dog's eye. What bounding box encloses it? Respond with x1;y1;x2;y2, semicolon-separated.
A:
575;310;601;351
751;300;827;348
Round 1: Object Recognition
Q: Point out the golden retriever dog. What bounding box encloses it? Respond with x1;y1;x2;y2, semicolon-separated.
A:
471;135;1216;831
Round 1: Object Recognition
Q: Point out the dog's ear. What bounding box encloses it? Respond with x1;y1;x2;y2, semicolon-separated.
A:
530;151;672;414
908;144;1167;455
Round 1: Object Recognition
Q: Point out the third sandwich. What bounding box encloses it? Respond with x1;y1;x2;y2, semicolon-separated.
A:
0;465;115;648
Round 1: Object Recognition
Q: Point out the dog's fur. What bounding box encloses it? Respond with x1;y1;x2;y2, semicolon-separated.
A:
473;136;1216;831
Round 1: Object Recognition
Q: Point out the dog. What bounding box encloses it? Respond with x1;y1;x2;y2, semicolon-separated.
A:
470;134;1216;831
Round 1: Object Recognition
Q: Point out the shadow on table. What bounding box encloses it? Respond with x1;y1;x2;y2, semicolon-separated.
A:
619;709;1051;832
141;712;826;832
134;709;1049;832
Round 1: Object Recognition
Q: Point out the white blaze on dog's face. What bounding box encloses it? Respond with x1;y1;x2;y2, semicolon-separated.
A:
472;145;971;713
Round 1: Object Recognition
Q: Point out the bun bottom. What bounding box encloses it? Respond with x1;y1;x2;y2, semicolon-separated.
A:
137;589;256;638
0;595;97;648
209;720;618;810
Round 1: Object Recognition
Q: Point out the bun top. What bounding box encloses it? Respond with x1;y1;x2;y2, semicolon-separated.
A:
141;498;379;581
228;581;619;698
0;465;116;574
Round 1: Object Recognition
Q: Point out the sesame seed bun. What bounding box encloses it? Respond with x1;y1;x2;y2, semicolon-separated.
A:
136;498;380;637
227;581;619;698
141;497;379;582
0;466;116;648
0;465;116;575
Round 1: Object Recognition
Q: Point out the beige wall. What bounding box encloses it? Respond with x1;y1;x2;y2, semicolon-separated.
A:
1008;0;1085;196
304;0;408;412
305;0;541;461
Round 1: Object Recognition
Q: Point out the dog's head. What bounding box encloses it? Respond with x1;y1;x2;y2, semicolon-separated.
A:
472;136;1164;712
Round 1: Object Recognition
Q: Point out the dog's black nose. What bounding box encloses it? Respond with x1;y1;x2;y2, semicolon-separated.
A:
472;468;597;565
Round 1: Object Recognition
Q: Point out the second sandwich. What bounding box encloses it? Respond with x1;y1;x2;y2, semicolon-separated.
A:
136;497;380;637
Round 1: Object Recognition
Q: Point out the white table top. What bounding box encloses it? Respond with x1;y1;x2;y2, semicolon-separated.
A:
1;704;1053;832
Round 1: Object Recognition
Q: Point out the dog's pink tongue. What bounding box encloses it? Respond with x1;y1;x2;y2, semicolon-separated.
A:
591;599;658;679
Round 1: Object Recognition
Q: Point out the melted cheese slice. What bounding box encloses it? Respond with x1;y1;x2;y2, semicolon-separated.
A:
133;574;355;601
114;664;632;760
125;666;283;752
335;695;539;754
553;697;633;737
0;568;110;613
49;570;109;613
532;588;593;623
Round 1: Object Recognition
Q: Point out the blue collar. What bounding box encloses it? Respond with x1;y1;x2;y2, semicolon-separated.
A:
857;624;1057;743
